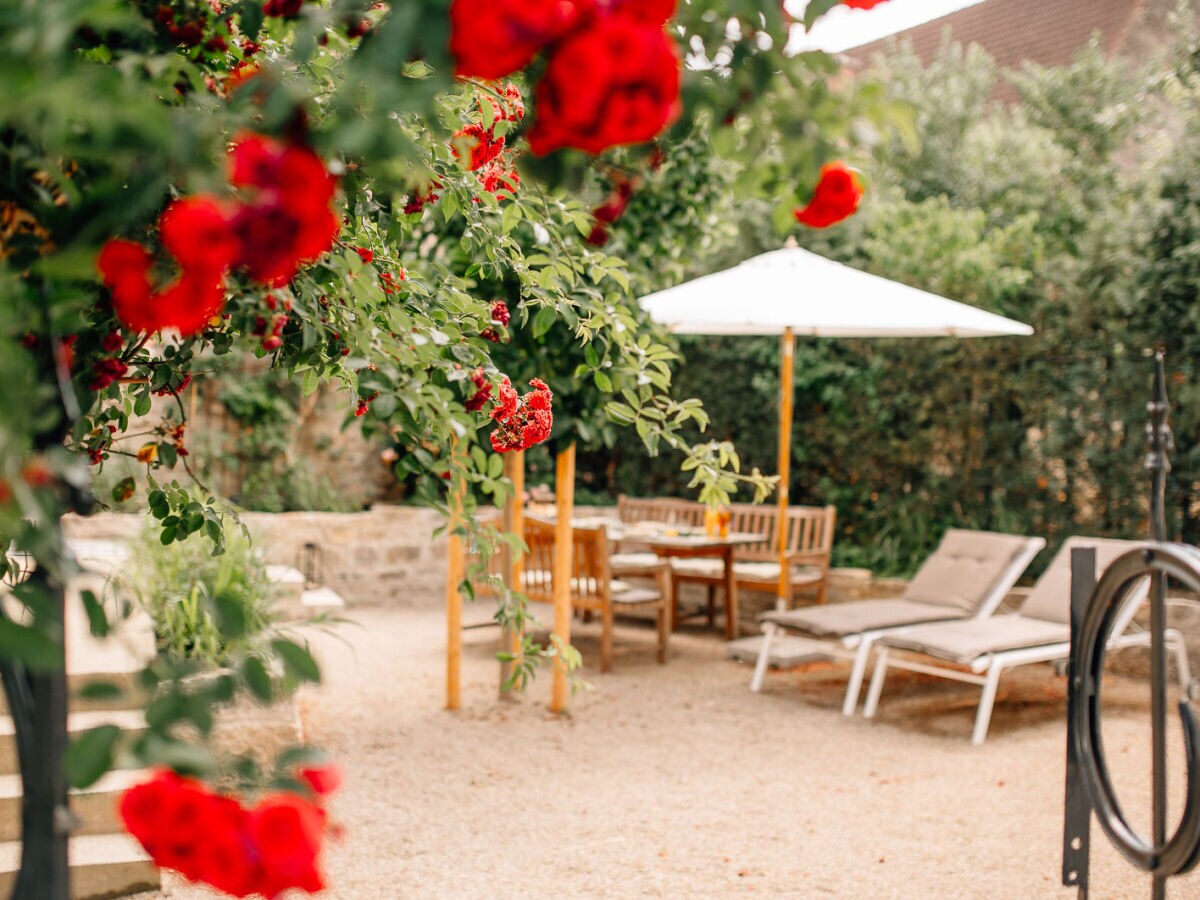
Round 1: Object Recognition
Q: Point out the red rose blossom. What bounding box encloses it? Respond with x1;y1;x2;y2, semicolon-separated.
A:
228;133;340;286
490;300;510;326
264;0;304;17
527;15;681;155
792;161;864;229
843;0;891;8
452;124;506;172
297;763;343;798
449;0;596;79
158;196;237;276
490;377;553;452
602;0;676;24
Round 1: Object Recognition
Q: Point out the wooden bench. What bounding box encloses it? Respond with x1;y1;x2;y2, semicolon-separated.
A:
522;517;671;673
670;503;836;613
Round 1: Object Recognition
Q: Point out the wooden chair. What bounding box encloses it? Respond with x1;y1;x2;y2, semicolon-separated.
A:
671;504;838;617
523;517;671;672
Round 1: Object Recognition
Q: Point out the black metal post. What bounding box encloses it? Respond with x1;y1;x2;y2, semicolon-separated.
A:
1146;352;1172;900
1063;546;1097;896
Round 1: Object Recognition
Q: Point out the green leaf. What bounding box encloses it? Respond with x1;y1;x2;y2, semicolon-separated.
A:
241;656;274;702
80;590;109;638
272;639;321;683
77;680;125;703
211;590;247;640
532;306;557;339
0;620;62;671
133;393;151;417
65;725;120;789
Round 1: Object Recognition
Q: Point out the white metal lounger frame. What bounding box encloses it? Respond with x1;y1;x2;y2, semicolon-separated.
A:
749;536;1046;716
861;579;1193;745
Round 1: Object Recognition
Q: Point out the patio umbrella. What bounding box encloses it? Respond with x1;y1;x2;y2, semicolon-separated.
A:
639;245;1033;609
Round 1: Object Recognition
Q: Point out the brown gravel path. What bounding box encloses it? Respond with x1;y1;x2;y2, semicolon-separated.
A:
138;606;1199;899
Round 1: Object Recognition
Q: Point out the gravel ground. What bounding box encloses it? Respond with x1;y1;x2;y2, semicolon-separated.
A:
138;605;1200;899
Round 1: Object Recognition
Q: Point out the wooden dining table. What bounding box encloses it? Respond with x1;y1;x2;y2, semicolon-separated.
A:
601;522;767;641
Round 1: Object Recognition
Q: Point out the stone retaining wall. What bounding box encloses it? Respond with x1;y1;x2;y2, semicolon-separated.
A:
63;505;447;608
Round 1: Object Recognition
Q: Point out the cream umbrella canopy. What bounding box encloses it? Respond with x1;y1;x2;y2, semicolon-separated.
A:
639;246;1033;610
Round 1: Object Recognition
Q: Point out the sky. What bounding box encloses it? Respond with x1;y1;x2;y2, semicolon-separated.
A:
786;0;991;53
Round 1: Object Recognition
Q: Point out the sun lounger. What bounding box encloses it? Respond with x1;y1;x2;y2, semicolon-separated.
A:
749;529;1046;715
861;537;1192;744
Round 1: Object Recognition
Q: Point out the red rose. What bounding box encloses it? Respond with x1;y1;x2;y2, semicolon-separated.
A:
843;0;890;8
264;0;304;16
451;124;506;171
490;377;553;452
792;161;864;229
478;161;519;198
248;793;326;895
97;239;157;332
449;0;596;79
297;763;343;798
490;300;510;326
527;16;681;155
602;0;676;24
154;269;226;337
355;247;374;264
158;196;237;275
224;135;340;286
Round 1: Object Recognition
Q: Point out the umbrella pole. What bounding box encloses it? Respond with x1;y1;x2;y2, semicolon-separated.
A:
775;327;795;611
445;436;465;711
550;443;576;713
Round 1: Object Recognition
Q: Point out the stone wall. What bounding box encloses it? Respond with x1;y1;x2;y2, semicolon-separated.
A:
63;505;447;608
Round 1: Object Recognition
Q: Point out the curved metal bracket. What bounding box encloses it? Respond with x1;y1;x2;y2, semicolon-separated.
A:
1070;543;1200;879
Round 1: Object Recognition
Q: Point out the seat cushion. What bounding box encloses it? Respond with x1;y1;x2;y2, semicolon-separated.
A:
732;562;823;586
902;530;1035;614
761;599;963;638
879;614;1071;664
610;552;663;574
1019;537;1141;625
671;558;724;579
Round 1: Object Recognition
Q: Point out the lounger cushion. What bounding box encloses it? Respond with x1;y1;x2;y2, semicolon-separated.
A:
760;599;961;637
880;614;1071;664
902;529;1035;614
1019;537;1142;625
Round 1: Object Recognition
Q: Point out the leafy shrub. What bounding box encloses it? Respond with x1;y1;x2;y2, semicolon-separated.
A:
124;523;278;666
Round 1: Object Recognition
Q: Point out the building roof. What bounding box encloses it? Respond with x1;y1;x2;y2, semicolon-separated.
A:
839;0;1182;96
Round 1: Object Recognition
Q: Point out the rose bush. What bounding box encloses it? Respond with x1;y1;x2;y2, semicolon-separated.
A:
0;0;902;894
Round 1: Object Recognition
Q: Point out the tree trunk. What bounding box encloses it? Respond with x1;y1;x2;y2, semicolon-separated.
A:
3;563;70;899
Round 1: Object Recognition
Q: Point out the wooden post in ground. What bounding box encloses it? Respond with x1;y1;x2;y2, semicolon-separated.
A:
499;450;525;696
445;439;465;711
550;443;576;713
775;327;795;612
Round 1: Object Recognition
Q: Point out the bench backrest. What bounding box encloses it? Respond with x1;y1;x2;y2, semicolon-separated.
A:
733;503;837;566
616;495;704;529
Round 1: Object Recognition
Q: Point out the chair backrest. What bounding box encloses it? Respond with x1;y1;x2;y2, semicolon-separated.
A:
521;517;610;611
1020;536;1149;626
616;495;704;528
901;529;1046;616
733;504;837;564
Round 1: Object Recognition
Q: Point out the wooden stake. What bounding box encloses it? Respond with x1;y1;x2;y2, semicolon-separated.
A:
499;450;525;695
445;438;465;711
550;443;576;713
776;328;795;610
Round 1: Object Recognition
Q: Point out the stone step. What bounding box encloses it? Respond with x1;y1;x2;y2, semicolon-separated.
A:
0;832;160;898
0;769;146;844
0;710;146;777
